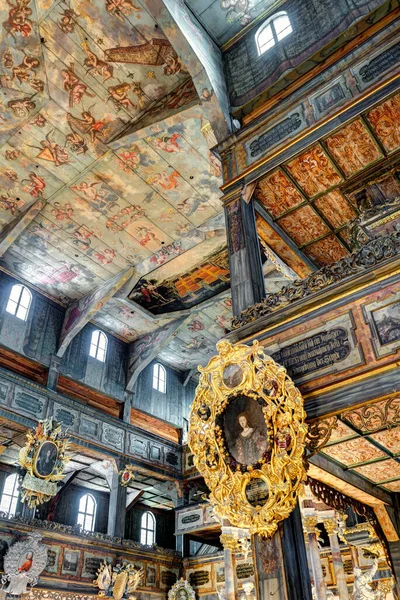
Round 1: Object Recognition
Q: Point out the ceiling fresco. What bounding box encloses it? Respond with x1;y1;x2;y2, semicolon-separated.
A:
255;94;400;270
184;0;279;46
319;397;400;493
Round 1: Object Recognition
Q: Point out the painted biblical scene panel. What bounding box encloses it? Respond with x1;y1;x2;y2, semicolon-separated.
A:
372;301;400;346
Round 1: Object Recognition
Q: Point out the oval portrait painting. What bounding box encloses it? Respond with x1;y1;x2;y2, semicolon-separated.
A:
18;549;34;573
34;441;58;478
223;395;268;466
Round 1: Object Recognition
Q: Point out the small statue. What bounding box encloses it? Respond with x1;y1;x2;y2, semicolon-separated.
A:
352;558;379;600
94;561;143;600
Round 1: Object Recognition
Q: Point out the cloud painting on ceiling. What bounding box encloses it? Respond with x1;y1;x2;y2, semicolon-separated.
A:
184;0;279;46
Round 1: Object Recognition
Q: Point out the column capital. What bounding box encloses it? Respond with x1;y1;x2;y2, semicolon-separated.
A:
323;518;338;535
303;515;320;534
220;534;239;551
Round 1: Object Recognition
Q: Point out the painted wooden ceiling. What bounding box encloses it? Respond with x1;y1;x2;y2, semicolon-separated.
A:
255;91;400;275
319;397;400;493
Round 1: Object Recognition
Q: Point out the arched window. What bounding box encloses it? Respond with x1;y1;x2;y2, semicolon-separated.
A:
256;11;292;56
6;284;32;321
89;330;108;362
140;511;155;545
152;363;166;393
0;473;20;516
77;493;97;531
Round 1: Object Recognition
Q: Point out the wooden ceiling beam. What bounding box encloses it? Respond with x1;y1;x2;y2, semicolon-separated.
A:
56;266;134;358
126;317;187;391
0;198;46;258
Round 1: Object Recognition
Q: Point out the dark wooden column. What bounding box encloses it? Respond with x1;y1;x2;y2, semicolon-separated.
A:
107;466;127;539
225;195;265;317
281;503;313;600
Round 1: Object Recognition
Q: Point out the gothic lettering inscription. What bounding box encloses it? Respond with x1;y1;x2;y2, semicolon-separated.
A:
245;113;304;161
188;570;210;588
271;327;350;377
358;43;400;83
236;563;254;579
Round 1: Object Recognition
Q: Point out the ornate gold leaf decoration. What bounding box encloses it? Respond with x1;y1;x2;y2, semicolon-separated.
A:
19;417;70;508
305;416;338;456
119;464;135;487
189;340;307;537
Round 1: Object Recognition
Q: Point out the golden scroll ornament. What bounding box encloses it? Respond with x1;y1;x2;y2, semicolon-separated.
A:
19;417;70;508
189;340;307;537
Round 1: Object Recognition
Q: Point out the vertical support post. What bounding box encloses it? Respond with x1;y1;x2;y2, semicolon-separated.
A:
282;503;313;600
324;518;349;600
303;516;327;600
21;503;35;520
47;355;61;391
225;196;265;317
107;469;127;539
220;531;238;600
122;390;133;423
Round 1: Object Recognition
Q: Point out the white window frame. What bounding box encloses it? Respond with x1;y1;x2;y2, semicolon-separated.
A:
89;330;108;362
0;473;20;517
6;284;32;321
140;511;156;545
255;11;292;56
152;363;166;394
77;493;97;531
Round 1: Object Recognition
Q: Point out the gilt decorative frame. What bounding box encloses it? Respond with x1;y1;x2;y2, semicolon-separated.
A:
19;417;70;508
189;340;307;537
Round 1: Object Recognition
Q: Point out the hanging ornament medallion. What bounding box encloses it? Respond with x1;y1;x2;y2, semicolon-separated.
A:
19;417;70;508
119;464;135;487
189;340;308;537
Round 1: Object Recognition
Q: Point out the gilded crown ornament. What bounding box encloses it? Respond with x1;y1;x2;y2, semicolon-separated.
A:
189;340;308;537
18;417;70;508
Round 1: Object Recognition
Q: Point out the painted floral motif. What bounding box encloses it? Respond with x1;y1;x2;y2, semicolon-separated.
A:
256;215;312;278
367;92;400;153
314;190;357;229
325;119;382;177
305;235;348;266
353;459;400;483
277;205;329;245
369;427;400;455
255;169;304;218
286;145;343;197
322;438;385;467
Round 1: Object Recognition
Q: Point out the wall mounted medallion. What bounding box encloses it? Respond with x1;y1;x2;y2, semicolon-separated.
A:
119;464;135;487
189;340;308;537
168;578;196;600
19;417;70;508
1;532;48;597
